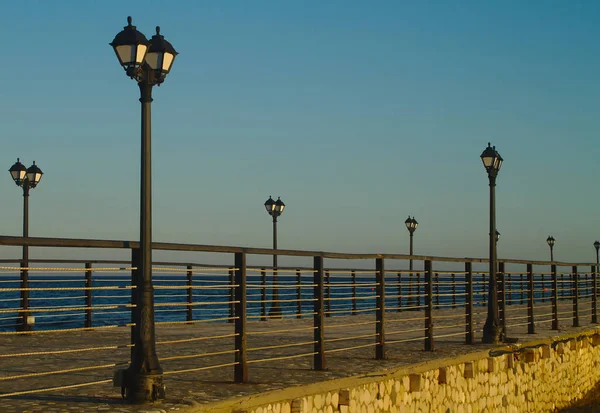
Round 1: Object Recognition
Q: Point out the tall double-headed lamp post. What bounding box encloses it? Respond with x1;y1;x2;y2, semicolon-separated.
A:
481;142;504;344
9;159;43;332
264;196;285;317
110;16;178;402
404;216;418;306
547;236;555;261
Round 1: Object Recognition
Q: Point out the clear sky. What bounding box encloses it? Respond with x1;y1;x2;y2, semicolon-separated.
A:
0;1;598;265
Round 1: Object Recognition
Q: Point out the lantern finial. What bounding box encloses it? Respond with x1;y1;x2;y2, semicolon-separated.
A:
127;16;132;26
156;26;161;35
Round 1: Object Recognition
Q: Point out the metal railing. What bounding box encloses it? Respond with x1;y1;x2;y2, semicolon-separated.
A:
0;235;597;399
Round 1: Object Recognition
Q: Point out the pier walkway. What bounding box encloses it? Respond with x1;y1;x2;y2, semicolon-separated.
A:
1;303;597;413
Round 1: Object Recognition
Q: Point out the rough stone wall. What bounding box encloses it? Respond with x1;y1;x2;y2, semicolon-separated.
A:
239;333;600;413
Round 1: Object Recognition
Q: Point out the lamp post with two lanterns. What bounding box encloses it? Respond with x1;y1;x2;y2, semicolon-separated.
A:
264;196;285;317
110;16;178;402
8;159;43;332
404;216;418;307
547;236;556;261
481;143;504;344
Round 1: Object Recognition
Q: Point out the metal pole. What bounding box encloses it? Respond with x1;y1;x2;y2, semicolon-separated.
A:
408;233;414;307
126;79;163;402
269;215;282;317
483;176;502;344
19;184;31;332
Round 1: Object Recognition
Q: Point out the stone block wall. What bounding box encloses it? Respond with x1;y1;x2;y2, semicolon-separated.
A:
229;332;600;413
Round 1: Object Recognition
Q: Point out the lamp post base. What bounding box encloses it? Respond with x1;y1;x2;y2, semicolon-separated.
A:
16;314;33;332
268;305;282;318
482;320;504;344
123;369;165;403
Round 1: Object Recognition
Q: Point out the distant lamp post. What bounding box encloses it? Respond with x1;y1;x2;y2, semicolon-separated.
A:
481;142;504;344
9;159;43;332
110;16;178;402
547;236;555;261
405;216;418;307
595;241;600;266
264;196;285;317
495;231;501;243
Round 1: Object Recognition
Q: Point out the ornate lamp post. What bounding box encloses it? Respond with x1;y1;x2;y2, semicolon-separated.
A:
595;241;600;266
9;159;43;332
110;16;177;402
264;196;285;317
547;236;555;261
481;143;503;344
404;216;418;307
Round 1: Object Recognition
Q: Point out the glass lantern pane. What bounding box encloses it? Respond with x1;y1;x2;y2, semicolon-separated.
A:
482;156;494;168
10;169;25;181
162;53;175;72
136;45;148;64
278;204;285;213
144;52;161;70
116;45;136;65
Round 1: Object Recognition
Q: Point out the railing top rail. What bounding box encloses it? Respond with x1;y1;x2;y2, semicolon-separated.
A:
0;235;596;267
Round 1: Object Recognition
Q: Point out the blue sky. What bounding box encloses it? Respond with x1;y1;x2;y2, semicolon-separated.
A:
0;1;598;264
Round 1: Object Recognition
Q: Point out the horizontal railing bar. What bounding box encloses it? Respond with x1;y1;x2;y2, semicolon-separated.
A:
0;235;596;266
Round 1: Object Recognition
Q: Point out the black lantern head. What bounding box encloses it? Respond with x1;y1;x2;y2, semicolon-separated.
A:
495;230;501;242
26;162;43;188
594;240;599;251
547;236;555;247
110;16;150;79
9;158;26;186
146;26;178;85
405;216;417;233
264;196;275;215
274;197;285;215
480;142;503;177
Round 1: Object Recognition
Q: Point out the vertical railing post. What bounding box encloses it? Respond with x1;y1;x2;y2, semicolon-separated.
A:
592;265;598;324
397;271;402;312
186;265;193;323
85;263;93;328
573;266;579;327
561;273;564;298
416;272;421;308
451;273;456;306
228;269;235;323
351;270;357;315
296;269;302;319
527;263;535;334
313;256;326;370
424;260;434;351
434;272;440;308
234;252;247;383
551;264;558;330
325;270;331;317
465;262;474;345
498;262;505;333
507;272;512;307
375;258;385;360
260;268;266;321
